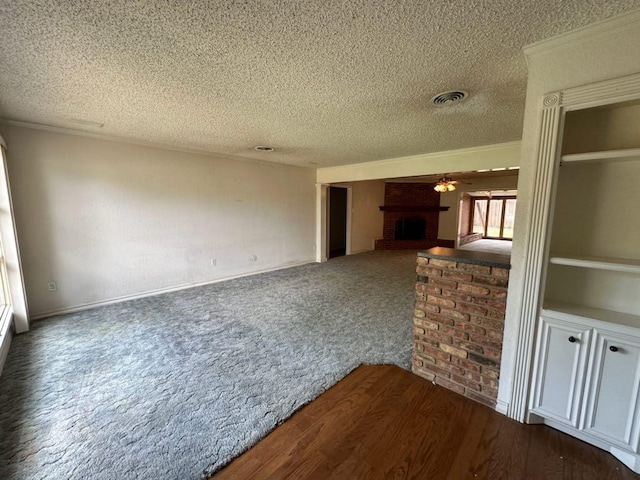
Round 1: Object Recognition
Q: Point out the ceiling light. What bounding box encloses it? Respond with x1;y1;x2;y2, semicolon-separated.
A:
434;177;456;192
431;90;469;106
255;146;274;152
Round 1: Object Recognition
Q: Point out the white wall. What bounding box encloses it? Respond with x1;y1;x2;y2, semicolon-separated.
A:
498;9;640;416
437;175;519;241
0;125;316;318
335;180;385;254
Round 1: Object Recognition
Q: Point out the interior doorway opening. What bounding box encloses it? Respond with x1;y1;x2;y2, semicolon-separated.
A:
457;190;517;256
328;186;349;258
471;195;517;240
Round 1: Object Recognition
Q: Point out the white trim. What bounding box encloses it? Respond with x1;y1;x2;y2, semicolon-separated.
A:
346;187;353;256
0;118;310;172
508;71;640;423
506;104;563;422
0;306;14;377
542;417;618;454
452;189;463;249
495;399;510;415
315;184;328;263
542;417;640;474
543;302;640;330
316;141;521;184
561;148;640;163
0;145;29;333
549;255;640;274
561;74;640;109
29;260;314;320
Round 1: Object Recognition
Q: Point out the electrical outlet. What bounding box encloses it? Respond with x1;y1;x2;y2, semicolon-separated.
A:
47;281;57;292
210;259;217;266
249;254;258;262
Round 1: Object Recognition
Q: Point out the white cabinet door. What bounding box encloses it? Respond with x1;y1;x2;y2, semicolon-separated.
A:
582;330;640;451
530;316;591;427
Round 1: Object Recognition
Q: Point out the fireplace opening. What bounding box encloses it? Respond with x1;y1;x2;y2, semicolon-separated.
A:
395;218;426;240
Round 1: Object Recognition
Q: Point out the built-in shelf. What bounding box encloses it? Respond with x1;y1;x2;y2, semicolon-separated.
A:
542;301;640;329
378;205;449;212
549;254;640;274
561;148;640;164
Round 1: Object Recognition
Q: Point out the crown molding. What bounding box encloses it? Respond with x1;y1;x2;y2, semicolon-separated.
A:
0;118;310;171
523;8;640;59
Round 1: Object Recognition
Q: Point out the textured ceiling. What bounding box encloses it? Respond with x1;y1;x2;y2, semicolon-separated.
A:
1;1;639;168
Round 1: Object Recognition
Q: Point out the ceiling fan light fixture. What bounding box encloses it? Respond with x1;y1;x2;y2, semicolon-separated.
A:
434;177;456;192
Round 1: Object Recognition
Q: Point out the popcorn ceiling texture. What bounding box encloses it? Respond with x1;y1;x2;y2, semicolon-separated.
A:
0;1;638;167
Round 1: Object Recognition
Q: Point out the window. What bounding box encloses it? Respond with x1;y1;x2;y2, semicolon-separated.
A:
471;196;517;240
0;139;29;335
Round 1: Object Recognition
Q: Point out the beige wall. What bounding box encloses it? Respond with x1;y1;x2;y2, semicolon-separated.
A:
339;180;385;254
499;9;640;413
317;141;520;184
1;125;316;317
437;175;519;242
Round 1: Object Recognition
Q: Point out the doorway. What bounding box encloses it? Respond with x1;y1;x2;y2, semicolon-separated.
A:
471;195;517;240
328;186;349;259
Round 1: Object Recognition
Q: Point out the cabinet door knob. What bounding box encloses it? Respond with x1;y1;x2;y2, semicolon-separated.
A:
568;336;576;343
610;345;619;352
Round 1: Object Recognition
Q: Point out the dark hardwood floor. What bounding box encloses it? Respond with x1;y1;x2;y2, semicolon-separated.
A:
210;365;640;479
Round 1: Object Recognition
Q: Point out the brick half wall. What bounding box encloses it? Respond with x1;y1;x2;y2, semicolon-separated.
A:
411;251;510;409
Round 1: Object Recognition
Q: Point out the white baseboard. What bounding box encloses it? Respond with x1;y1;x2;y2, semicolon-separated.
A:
0;310;14;377
30;260;314;320
495;399;510;416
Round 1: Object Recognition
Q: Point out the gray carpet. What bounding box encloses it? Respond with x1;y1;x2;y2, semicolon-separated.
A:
0;250;416;479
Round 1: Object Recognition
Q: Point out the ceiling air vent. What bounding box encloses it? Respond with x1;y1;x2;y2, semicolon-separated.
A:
431;90;468;106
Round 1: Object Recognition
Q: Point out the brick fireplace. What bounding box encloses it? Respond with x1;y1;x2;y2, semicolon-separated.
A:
375;182;452;250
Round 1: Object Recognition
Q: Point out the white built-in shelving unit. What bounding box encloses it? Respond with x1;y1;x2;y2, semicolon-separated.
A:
542;99;640;319
528;93;640;473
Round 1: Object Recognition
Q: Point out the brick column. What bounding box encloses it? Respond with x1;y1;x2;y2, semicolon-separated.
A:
411;249;510;408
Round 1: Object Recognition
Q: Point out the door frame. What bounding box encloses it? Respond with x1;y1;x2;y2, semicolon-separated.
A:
317;184;352;262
